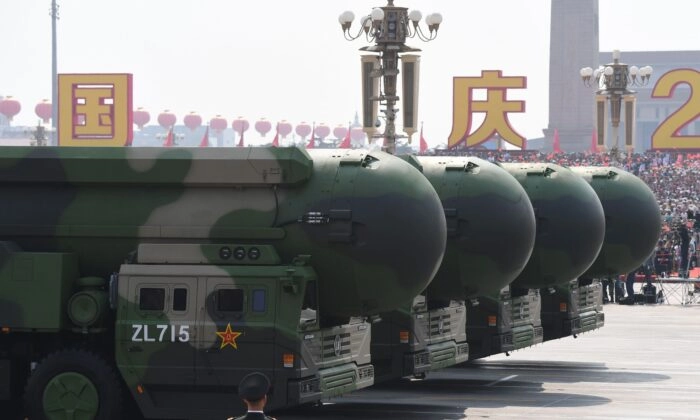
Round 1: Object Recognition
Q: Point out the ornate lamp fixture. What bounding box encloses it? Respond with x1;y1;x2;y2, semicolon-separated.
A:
339;1;442;154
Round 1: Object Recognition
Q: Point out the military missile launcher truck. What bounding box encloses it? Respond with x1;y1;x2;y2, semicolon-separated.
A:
371;155;536;379
536;166;661;342
467;162;606;360
0;146;447;419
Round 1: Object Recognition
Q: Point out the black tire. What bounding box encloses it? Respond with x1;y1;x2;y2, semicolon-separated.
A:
24;349;122;420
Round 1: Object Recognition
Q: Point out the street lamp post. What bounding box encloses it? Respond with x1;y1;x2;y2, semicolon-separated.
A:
339;1;441;155
50;0;59;146
580;50;652;158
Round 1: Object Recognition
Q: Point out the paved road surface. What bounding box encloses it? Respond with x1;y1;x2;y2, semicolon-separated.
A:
277;303;700;419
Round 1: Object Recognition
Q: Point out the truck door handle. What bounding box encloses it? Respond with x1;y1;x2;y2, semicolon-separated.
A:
128;346;143;352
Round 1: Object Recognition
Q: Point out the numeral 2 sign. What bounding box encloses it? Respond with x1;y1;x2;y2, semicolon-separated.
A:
651;69;700;149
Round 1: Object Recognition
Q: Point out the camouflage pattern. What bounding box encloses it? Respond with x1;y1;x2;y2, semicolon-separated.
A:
0;146;448;418
571;166;662;277
404;156;537;300
501;162;606;289
114;249;375;417
0;146;446;318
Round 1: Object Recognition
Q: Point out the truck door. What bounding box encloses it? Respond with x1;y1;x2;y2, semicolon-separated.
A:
195;276;275;387
118;277;198;387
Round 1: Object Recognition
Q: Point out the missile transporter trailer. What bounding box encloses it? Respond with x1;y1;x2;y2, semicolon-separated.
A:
376;156;538;366
0;242;373;418
0;146;447;419
537;166;662;342
538;166;660;343
465;162;607;359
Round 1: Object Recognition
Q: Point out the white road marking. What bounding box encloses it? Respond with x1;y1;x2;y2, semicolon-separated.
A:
486;374;518;387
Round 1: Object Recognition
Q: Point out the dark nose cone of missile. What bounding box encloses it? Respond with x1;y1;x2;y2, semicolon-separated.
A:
572;166;661;277
416;156;536;299
304;150;447;317
502;163;606;289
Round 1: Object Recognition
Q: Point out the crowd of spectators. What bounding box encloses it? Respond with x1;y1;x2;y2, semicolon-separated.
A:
421;148;700;277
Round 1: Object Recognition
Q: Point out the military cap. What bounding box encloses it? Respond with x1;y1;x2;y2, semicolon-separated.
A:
239;372;271;401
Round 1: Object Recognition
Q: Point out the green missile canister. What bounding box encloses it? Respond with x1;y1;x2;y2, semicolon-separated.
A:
406;156;536;299
502;162;605;289
0;146;446;318
571;166;661;277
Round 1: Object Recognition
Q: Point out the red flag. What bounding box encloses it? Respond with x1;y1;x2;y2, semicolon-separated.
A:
237;129;244;147
419;125;428;153
676;154;684;167
306;124;315;148
199;126;209;147
339;125;351;148
163;128;174;147
552;128;562;153
271;124;279;147
590;129;598;153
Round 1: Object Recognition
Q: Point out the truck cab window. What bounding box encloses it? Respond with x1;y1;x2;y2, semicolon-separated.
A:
217;289;244;312
252;289;266;313
173;288;188;311
302;281;318;310
139;288;165;311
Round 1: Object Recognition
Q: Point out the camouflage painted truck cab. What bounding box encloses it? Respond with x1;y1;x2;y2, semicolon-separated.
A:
0;146;447;419
536;166;661;342
373;156;536;373
115;244;374;418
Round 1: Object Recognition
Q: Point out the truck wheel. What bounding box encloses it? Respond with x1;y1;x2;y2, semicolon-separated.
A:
24;349;122;420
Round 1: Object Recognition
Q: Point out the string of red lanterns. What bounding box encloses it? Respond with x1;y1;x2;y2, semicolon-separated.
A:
1;98;369;149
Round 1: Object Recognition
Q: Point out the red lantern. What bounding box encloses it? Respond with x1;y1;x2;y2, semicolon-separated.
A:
183;112;202;131
315;124;330;140
255;119;272;137
133;107;150;129
277;121;292;138
35;99;52;124
0;97;21;121
333;125;348;140
210;115;228;133
232;117;250;135
158;110;177;129
295;122;311;139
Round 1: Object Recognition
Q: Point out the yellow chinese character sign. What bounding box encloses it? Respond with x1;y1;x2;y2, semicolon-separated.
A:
58;74;133;146
651;68;700;149
448;70;526;149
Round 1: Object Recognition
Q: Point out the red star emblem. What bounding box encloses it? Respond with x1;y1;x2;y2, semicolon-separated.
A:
215;323;242;350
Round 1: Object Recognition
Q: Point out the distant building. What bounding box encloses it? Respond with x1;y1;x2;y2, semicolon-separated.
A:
545;0;700;152
544;0;599;153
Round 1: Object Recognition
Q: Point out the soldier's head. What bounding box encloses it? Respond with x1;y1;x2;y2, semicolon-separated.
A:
238;372;271;410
